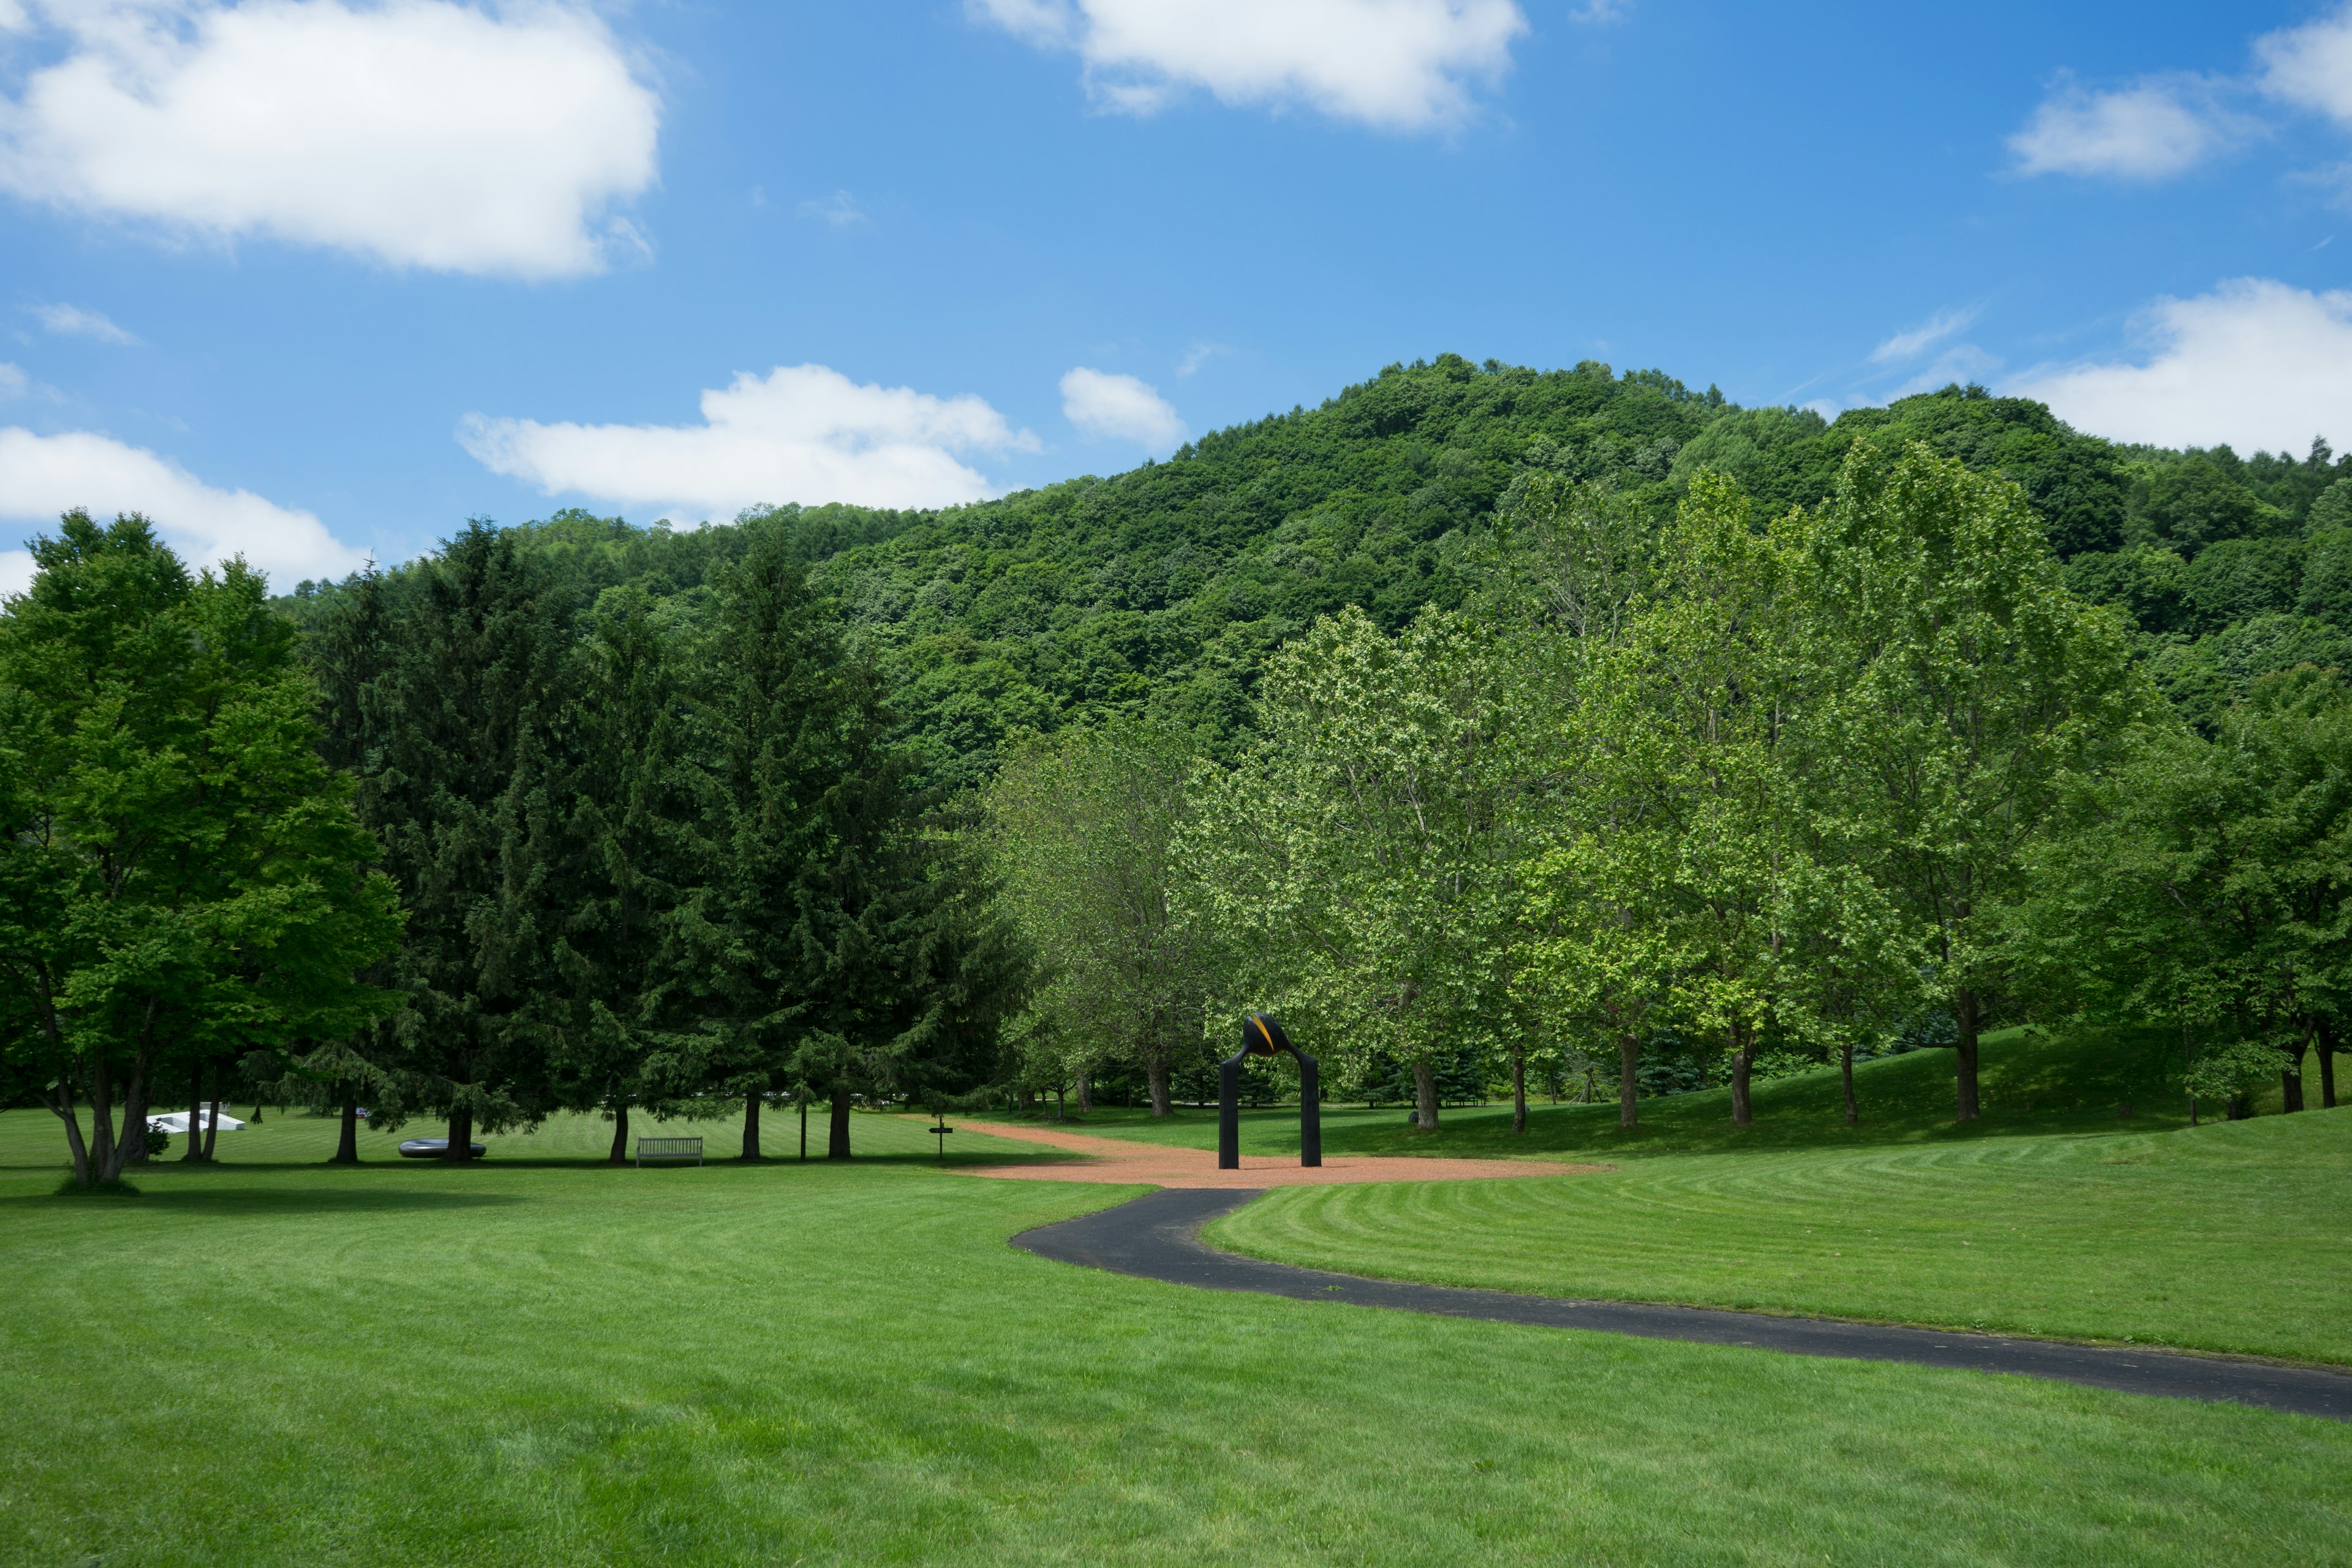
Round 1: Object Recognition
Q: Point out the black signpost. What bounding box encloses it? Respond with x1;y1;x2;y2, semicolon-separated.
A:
932;1111;956;1163
1218;1013;1320;1170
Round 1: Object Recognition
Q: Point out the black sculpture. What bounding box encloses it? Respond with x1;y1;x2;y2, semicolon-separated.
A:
1218;1013;1320;1170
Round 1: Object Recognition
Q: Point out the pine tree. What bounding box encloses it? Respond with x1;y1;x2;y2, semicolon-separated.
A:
310;522;581;1160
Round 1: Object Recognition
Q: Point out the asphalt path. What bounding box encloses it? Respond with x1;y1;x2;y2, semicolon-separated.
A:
1014;1186;2352;1422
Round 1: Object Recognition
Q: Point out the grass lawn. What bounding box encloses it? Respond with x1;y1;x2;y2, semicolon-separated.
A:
1212;1107;2352;1364
976;1030;2352;1364
2;1104;2348;1566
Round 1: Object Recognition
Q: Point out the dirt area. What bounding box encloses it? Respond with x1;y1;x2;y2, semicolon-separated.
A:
940;1118;1608;1188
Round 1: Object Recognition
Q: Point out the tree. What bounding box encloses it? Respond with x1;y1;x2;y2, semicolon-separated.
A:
2011;668;2352;1119
986;720;1217;1118
1180;605;1522;1132
0;513;401;1185
1787;443;2152;1120
1519;476;1921;1131
690;531;1025;1158
548;584;702;1163
1484;475;1672;1128
309;523;579;1161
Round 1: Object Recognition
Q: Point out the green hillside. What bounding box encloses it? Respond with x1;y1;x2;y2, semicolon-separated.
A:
283;356;2352;783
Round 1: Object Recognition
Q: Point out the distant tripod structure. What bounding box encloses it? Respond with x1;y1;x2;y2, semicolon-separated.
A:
1218;1013;1320;1170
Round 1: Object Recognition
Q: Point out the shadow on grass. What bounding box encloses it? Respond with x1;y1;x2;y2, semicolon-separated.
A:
3;1185;522;1214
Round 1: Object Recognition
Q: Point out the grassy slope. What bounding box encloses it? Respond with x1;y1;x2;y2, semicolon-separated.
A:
3;1113;2349;1566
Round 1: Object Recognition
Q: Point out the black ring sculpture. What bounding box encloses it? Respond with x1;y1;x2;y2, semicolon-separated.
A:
1219;1013;1319;1170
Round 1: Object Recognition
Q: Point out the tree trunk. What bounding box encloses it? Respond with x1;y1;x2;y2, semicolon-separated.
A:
1617;1032;1640;1129
87;1054;115;1180
742;1087;762;1161
1728;1026;1755;1126
1075;1071;1092;1114
1510;1047;1527;1135
1146;1059;1172;1118
2321;1022;2339;1110
827;1087;853;1160
443;1106;474;1163
2283;1033;2309;1114
608;1102;631;1164
1841;1044;1858;1127
113;1053;153;1175
1052;1084;1065;1121
46;1077;92;1187
200;1057;224;1161
1953;989;1982;1122
115;1057;153;1174
183;1059;206;1163
1412;1059;1439;1132
333;1082;360;1164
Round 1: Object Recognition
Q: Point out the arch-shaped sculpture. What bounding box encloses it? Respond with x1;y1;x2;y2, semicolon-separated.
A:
1218;1013;1321;1170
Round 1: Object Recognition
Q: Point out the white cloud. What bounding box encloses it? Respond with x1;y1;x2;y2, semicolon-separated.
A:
2010;278;2352;453
0;364;25;399
34;303;135;344
1060;366;1185;447
971;0;1526;130
0;427;365;597
459;364;1041;520
2258;4;2352;125
0;1;659;278
796;190;868;228
2008;77;2234;178
1175;340;1229;376
1885;343;2002;402
1871;307;1978;363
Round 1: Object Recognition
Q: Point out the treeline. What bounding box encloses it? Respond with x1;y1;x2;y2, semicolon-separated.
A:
13;354;2352;1178
4;514;1020;1184
995;445;2352;1131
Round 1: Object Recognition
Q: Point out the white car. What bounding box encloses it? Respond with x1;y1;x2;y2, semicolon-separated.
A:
147;1108;245;1136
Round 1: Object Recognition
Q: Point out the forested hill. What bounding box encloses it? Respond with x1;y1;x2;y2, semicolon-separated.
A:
289;352;2352;786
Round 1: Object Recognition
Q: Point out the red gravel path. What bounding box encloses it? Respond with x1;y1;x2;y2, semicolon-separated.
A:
941;1118;1605;1188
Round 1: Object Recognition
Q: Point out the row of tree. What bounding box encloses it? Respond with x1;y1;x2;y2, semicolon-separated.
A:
2;513;1020;1182
11;428;2349;1179
990;442;2352;1132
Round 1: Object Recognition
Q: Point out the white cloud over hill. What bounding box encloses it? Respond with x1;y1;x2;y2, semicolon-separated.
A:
1060;367;1185;447
972;0;1526;130
2010;279;2352;454
460;365;1042;521
0;427;364;597
2007;77;2234;179
0;0;660;278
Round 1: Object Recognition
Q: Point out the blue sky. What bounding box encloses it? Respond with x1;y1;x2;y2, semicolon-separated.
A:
4;0;2352;592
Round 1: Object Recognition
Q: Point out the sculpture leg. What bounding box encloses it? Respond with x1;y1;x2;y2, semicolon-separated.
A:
1218;1055;1242;1169
1298;1055;1321;1167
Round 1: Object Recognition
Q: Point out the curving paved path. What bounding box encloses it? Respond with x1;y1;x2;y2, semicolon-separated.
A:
1015;1186;2352;1423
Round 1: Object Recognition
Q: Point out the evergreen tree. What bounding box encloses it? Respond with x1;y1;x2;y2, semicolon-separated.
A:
310;522;581;1160
548;584;701;1162
692;533;1025;1158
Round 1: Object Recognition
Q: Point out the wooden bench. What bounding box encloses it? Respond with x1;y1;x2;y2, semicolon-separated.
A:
635;1136;703;1167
